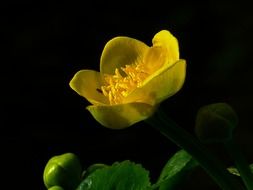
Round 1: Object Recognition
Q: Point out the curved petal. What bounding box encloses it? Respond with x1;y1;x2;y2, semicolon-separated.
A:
142;46;169;75
69;70;109;105
86;102;156;129
152;30;179;65
124;59;186;105
100;36;149;75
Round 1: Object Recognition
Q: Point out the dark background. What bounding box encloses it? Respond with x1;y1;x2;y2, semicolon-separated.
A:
2;1;253;189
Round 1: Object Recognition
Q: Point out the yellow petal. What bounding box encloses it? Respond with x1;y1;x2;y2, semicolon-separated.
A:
100;36;149;75
125;59;186;105
69;70;109;105
152;30;179;65
86;103;156;129
142;46;168;74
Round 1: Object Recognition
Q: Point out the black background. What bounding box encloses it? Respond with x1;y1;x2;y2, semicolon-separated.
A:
2;0;253;189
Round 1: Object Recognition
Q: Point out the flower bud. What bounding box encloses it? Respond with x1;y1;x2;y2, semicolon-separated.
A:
43;153;82;190
48;186;64;190
195;102;238;143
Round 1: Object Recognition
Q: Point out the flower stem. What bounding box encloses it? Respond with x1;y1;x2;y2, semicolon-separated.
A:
224;139;253;190
146;109;243;190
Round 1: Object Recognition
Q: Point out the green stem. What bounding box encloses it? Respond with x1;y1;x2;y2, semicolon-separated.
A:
146;109;243;190
224;139;253;190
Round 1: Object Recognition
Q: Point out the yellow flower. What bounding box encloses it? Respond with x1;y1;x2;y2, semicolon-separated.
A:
70;30;186;129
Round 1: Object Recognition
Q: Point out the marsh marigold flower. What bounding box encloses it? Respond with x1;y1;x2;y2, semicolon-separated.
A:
70;30;186;129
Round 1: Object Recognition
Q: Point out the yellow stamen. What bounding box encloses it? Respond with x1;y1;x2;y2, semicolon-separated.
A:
101;61;150;105
101;47;168;105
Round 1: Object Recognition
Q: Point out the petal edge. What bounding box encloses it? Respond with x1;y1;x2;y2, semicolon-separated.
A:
152;30;179;64
87;103;156;129
69;70;108;105
100;36;149;75
125;59;186;105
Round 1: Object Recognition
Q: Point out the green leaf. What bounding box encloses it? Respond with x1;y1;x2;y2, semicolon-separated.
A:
82;163;108;179
228;163;253;176
77;160;151;190
153;149;198;190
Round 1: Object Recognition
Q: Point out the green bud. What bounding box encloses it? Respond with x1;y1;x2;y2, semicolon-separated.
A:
48;186;64;190
195;102;238;143
43;153;82;190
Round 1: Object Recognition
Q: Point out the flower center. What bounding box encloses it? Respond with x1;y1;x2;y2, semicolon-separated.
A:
101;62;150;105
